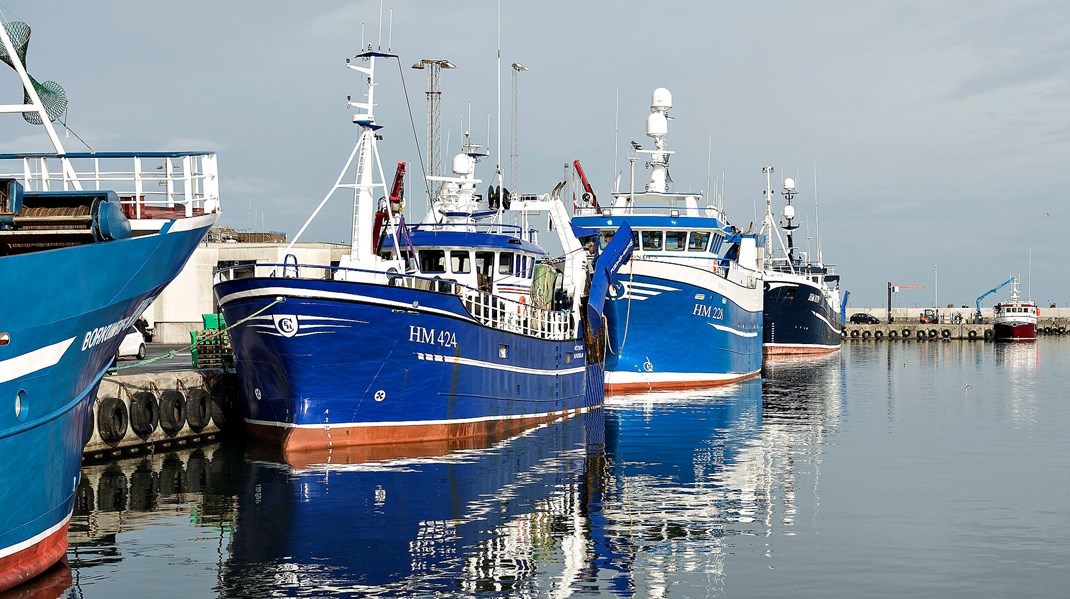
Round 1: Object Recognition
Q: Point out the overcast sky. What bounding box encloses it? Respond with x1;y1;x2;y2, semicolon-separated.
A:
2;0;1067;308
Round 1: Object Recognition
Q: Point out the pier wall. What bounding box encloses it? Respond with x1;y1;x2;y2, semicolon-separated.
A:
84;369;240;461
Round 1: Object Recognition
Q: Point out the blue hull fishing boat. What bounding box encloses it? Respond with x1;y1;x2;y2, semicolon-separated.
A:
572;88;763;394
0;19;220;592
758;169;842;355
222;413;603;595
215;45;629;451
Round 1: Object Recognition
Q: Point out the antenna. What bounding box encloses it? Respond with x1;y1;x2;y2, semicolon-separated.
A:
813;160;822;264
705;134;712;206
495;0;503;192
387;8;393;52
613;85;619;187
377;0;384;49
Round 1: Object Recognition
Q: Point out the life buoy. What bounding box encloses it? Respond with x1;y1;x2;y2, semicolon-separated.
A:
888;330;898;339
874;330;884;340
850;329;859;338
186;389;211;432
159;390;187;434
130;391;159;439
97;396;128;444
941;329;951;339
968;329;977;339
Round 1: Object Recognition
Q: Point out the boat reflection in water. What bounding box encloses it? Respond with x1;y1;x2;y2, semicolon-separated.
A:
221;411;605;597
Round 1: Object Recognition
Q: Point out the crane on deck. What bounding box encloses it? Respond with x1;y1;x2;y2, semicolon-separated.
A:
887;282;925;324
975;277;1015;320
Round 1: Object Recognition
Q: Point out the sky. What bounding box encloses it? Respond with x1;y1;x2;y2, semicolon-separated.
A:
1;0;1067;309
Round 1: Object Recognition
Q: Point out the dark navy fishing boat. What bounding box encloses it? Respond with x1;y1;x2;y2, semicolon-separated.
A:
758;169;842;354
214;46;629;451
572;88;763;393
0;19;220;592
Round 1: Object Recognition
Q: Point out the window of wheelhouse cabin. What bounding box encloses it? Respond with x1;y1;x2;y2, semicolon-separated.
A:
600;229;616;249
641;230;663;251
450;250;472;274
498;251;515;275
418;249;446;273
665;231;686;251
688;231;711;252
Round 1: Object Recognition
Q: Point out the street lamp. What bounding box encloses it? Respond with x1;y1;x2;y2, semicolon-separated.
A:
411;59;456;189
510;63;528;196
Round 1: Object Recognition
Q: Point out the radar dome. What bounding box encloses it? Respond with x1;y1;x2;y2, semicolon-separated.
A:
783;204;795;220
783;177;796;191
651;88;672;110
452;153;472;176
646;112;668;137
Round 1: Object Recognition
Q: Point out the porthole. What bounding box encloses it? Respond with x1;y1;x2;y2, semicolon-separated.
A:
15;390;27;422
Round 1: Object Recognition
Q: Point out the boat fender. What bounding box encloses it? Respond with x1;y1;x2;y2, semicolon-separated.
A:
941;329;951;339
211;383;239;430
186;388;212;432
159;390;187;434
82;406;95;447
984;329;994;340
130;391;159;438
875;330;884;340
928;329;938;339
888;330;898;339
916;330;925;340
850;329;859;338
97;396;129;444
968;329;977;339
902;328;911;338
861;330;871;339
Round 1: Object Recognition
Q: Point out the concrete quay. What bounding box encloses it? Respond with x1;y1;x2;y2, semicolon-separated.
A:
843;322;992;341
84;346;240;462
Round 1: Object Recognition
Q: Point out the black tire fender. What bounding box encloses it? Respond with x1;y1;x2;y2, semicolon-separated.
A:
186;388;211;432
129;391;159;438
159;390;187;434
97;396;128;444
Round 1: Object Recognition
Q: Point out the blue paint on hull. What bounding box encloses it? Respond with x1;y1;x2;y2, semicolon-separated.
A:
763;278;842;351
0;216;217;583
215;276;602;444
602;271;763;385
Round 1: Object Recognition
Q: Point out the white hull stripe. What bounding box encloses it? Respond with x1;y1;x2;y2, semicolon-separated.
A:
626;281;679;292
415;353;585;376
218;286;475;323
605;370;760;384
766;281;798;290
621;287;661;297
619;294;649;301
707;323;759;338
812;310;843;334
245;406;596;431
0;511;72;559
0;337;76;384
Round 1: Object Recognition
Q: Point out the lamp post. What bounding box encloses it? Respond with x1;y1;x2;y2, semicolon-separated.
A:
510;63;528;196
411;59;456;196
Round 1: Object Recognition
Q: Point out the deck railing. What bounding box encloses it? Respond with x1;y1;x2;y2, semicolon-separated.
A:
0;151;221;219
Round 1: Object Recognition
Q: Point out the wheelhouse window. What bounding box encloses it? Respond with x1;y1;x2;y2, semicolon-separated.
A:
600;229;616;250
498;252;515;275
665;231;686;251
688;231;711;252
418;249;446;273
641;230;663;251
450;250;472;274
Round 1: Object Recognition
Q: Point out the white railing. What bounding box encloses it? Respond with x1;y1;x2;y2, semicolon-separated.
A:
0;151;221;219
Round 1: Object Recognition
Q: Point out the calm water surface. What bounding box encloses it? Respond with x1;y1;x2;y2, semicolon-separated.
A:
27;340;1070;597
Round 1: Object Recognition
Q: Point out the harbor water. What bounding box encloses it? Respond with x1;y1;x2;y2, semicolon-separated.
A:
48;339;1070;597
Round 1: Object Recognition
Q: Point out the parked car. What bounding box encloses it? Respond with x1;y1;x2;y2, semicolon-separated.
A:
117;326;146;360
849;313;880;324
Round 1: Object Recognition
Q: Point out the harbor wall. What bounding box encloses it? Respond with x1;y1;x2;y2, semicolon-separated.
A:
846;307;1070;325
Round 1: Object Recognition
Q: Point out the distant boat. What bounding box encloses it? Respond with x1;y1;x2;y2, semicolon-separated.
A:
758;170;842;354
992;277;1037;341
571;88;763;393
214;46;629;451
0;19;221;592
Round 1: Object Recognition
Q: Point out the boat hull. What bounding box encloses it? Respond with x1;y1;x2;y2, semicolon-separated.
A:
0;214;217;592
601;260;763;394
763;276;842;355
215;277;603;451
993;321;1036;342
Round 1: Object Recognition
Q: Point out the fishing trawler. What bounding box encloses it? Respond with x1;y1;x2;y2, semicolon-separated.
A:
992;277;1037;341
758;168;842;354
214;46;629;452
571;88;763;393
0;19;221;592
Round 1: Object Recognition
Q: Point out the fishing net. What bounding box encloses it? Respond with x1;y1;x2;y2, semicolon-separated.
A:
531;263;558;310
0;21;68;124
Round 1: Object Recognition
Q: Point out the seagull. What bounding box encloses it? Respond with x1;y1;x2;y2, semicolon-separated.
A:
964;383;972;390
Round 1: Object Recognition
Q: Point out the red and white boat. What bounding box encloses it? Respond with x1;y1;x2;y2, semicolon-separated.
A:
992;277;1037;342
